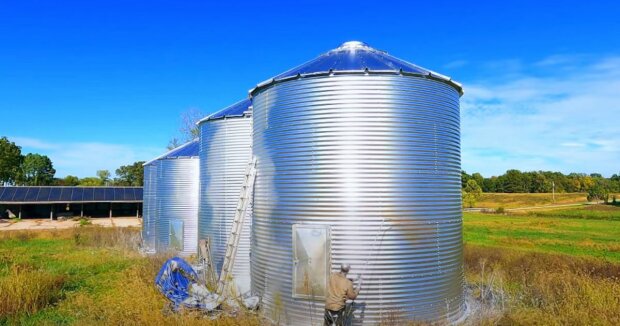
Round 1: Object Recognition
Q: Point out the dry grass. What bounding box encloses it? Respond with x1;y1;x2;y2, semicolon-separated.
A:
476;193;586;209
464;245;620;325
72;225;142;251
0;227;263;325
0;264;66;318
2;224;620;325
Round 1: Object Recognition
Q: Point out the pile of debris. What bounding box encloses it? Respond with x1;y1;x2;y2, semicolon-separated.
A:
155;257;259;314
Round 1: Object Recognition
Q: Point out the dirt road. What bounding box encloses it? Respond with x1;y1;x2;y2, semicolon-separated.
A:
0;217;141;231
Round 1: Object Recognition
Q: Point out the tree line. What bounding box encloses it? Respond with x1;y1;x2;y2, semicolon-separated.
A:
0;137;144;187
462;169;620;203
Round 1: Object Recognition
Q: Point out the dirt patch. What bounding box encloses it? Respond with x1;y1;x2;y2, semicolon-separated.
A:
0;218;141;231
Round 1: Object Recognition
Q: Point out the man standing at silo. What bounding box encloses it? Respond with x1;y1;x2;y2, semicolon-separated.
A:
324;264;360;326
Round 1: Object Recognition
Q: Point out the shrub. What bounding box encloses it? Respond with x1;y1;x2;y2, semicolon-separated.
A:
495;207;506;214
78;217;92;227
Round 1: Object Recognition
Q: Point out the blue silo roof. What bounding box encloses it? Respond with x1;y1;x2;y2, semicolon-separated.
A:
250;41;463;96
144;139;199;166
197;99;252;124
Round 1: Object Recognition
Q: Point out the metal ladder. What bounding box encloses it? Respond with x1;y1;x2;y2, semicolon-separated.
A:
198;238;217;288
216;157;257;297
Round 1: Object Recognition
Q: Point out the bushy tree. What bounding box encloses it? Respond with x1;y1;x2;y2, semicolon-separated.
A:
97;170;111;185
471;173;484;188
79;177;103;186
482;177;498;192
0;137;23;185
63;175;80;186
19;153;55;186
587;180;611;203
114;161;145;186
461;170;472;189
462;179;483;208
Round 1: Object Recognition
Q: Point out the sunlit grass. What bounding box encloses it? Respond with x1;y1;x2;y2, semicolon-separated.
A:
464;207;620;262
2;211;620;325
0;227;261;325
476;192;586;209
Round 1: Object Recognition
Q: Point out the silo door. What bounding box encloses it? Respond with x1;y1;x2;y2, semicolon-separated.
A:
292;224;331;300
169;219;184;251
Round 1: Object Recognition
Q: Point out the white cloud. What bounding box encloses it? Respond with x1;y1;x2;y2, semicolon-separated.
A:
9;136;164;178
461;55;620;177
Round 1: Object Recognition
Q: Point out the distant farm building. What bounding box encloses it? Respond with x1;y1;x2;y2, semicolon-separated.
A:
0;186;142;219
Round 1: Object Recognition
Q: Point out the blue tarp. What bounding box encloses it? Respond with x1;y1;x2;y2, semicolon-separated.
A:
155;257;204;310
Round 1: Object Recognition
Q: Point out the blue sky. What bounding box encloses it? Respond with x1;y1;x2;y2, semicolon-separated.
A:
1;1;619;178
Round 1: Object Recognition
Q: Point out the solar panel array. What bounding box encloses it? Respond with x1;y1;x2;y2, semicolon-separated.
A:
0;187;143;203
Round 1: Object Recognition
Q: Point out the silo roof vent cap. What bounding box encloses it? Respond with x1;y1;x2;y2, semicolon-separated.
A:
335;41;371;50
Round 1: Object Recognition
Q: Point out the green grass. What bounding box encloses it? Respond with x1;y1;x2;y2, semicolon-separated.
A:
524;204;620;220
464;206;620;262
0;228;262;326
2;207;620;325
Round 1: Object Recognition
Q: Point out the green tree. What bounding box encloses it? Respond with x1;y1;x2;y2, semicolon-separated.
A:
529;172;552;193
0;137;23;185
462;179;483;208
482;176;498;192
587;180;611;203
79;177;104;186
471;173;484;189
97;170;111;185
114;161;145;186
19;153;56;186
501;169;528;193
63;175;80;186
461;170;472;189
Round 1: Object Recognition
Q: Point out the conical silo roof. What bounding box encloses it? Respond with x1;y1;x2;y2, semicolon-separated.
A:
143;139;199;166
197;99;252;123
250;40;463;96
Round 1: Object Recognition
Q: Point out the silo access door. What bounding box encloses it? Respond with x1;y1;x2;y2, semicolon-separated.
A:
292;224;331;300
169;219;184;251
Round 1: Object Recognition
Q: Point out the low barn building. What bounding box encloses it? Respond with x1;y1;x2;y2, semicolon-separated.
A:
0;186;142;219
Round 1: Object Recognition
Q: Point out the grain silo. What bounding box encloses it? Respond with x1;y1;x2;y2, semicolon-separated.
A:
198;99;253;295
145;140;200;256
141;162;157;252
250;41;465;324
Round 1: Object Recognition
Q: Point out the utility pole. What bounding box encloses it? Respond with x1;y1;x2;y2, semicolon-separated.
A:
552;181;555;203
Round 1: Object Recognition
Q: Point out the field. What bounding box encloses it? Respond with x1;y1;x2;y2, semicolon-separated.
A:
475;192;587;209
464;206;620;262
1;202;619;325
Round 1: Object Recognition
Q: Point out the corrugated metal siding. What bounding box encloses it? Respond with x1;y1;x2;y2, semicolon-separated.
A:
251;75;464;325
155;158;200;256
198;117;253;294
142;164;157;250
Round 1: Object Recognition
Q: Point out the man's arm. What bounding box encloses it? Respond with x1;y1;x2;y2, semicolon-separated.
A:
346;280;359;300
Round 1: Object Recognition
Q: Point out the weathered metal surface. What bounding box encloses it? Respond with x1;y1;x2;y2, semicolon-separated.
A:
198;111;253;294
251;65;464;324
155;156;200;256
142;163;157;251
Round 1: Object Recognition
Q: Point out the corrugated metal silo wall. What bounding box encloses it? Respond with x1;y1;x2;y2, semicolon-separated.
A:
199;117;253;294
155;157;200;256
142;163;158;250
251;75;464;325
